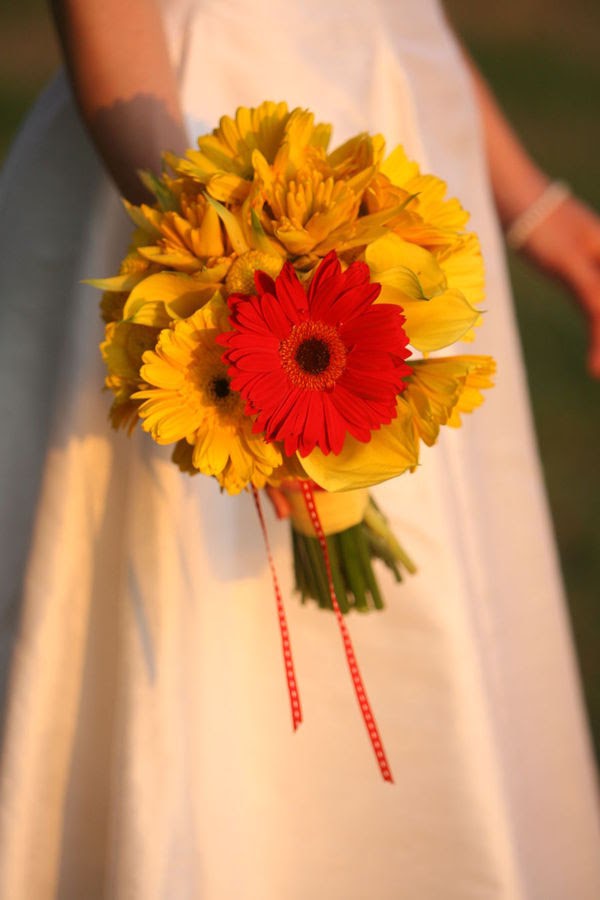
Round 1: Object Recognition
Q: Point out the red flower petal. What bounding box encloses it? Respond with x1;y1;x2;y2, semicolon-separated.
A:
309;252;380;324
274;261;309;321
222;251;411;456
255;293;293;340
254;269;276;295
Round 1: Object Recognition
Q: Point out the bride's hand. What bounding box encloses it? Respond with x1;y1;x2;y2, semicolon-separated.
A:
463;53;600;378
517;195;600;379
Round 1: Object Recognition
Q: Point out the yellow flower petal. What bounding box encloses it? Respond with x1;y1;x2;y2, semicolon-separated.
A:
84;272;148;292
315;202;411;255
437;233;485;305
447;355;496;426
380;145;419;185
134;299;281;492
122;201;162;238
404;174;469;233
366;234;447;298
394;289;481;353
194;201;226;257
405;358;466;445
206;173;251;204
407;355;496;440
205;195;249;255
300;399;418;492
366;234;483;350
136;245;202;273
123;273;216;326
101;321;159;383
194;422;233;474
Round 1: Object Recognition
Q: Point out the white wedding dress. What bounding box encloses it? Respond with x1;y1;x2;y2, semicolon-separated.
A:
1;1;599;897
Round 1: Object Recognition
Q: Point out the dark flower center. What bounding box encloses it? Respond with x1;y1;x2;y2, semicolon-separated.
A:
295;338;331;375
279;320;346;390
211;376;231;399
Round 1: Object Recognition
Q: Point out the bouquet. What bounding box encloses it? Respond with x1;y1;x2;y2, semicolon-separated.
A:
91;102;494;781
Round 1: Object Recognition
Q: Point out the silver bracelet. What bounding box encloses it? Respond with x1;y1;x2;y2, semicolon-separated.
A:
505;180;571;250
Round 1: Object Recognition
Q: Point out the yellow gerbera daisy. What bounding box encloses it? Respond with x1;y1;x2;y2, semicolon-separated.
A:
134;297;282;493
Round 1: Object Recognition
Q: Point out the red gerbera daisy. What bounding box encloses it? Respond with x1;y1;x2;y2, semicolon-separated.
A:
218;250;412;457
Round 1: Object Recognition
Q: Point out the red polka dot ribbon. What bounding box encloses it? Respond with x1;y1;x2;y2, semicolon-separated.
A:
252;487;303;731
299;480;394;783
253;482;393;782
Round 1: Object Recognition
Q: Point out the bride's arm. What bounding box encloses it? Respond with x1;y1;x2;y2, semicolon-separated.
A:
49;0;188;204
465;53;600;378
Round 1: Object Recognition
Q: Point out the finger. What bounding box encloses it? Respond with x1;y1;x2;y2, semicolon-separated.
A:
577;201;600;257
568;259;600;316
265;485;292;519
579;268;600;378
560;196;600;257
587;312;600;379
563;262;600;378
586;229;600;259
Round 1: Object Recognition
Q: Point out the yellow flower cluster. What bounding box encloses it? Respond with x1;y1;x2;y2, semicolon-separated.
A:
91;101;495;494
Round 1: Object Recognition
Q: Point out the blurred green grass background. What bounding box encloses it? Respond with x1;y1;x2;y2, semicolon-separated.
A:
1;1;599;755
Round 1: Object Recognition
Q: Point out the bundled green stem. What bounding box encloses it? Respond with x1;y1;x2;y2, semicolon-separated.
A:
291;496;416;613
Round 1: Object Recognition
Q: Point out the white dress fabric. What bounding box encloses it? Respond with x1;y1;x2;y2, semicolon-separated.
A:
1;1;599;897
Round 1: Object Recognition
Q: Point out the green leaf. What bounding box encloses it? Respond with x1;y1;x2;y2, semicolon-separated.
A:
138;170;178;211
204;194;249;254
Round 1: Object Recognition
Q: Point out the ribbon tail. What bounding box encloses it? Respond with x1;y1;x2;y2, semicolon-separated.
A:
300;480;394;783
252;487;303;731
